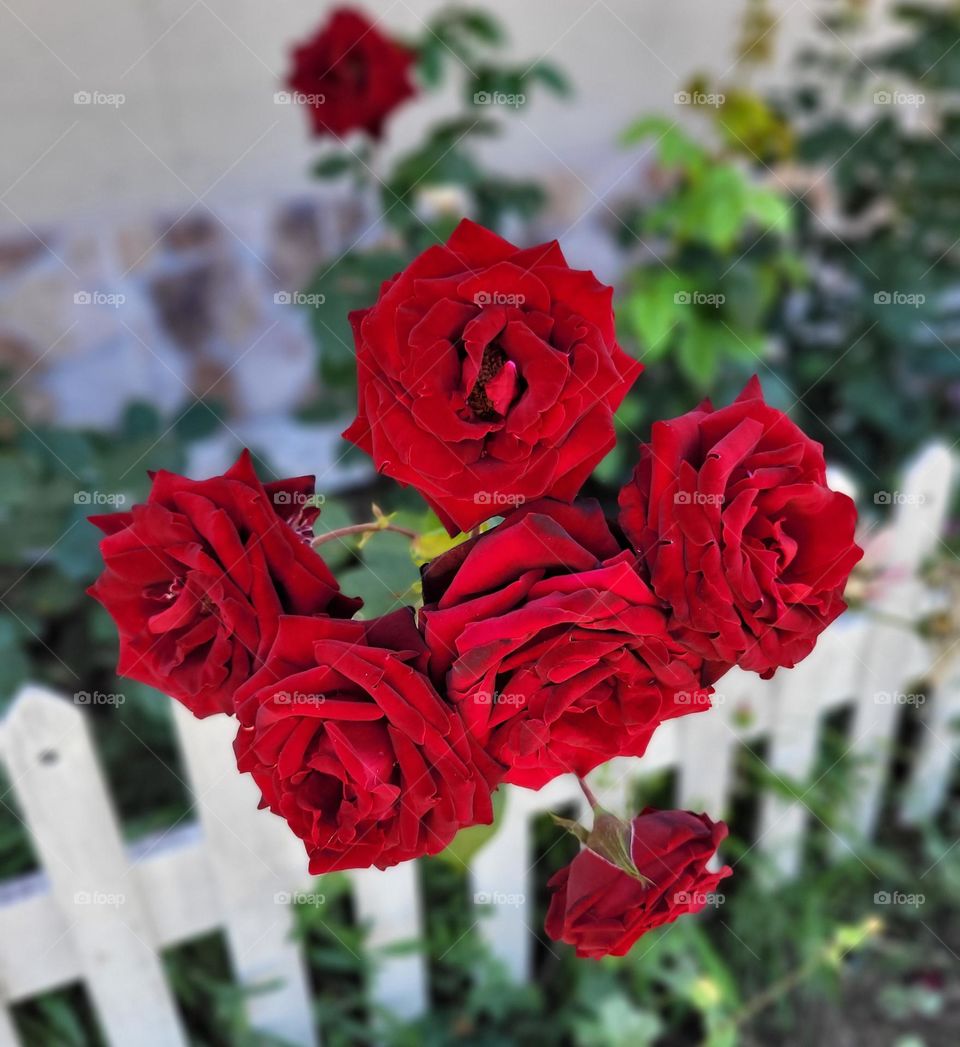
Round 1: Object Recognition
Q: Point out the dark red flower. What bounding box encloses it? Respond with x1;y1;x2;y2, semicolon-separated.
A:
545;807;731;959
287;7;416;140
619;377;862;680
88;451;360;718
343;219;643;534
420;500;711;789
233;609;502;873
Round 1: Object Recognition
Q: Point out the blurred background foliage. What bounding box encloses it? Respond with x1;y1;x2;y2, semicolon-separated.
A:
4;2;960;1044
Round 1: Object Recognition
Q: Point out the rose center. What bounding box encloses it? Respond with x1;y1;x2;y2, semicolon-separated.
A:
467;343;518;421
146;576;184;603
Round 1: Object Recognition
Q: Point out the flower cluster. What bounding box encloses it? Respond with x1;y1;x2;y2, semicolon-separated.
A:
89;218;861;957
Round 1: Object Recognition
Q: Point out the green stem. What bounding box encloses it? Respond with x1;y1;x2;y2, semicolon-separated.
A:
311;522;418;548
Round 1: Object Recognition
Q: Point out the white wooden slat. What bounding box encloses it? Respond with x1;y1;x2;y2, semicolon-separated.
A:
901;649;960;823
172;704;317;1047
470;777;581;982
351;862;427;1020
678;667;760;816
2;686;186;1047
470;785;535;983
756;632;847;880
0;830;218;1004
0;1005;19;1047
844;444;955;842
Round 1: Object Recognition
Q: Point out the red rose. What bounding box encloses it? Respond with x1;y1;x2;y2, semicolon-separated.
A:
88;451;360;718
420;500;710;789
233;609;501;873
287;7;416;140
619;377;862;680
343;219;643;534
545;808;731;959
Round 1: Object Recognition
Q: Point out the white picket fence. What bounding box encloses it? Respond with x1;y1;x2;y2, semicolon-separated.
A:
0;444;957;1046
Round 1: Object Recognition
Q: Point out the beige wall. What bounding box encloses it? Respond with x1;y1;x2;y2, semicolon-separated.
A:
0;0;879;233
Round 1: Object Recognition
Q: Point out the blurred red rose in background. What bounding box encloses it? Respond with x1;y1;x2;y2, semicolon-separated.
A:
287;7;416;139
619;376;862;681
88;451;359;718
545;807;731;959
344;219;643;534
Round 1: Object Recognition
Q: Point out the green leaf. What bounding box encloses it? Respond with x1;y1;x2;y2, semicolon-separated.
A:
338;531;420;618
678;322;720;388
529;62;571;96
312;154;356;180
436;787;508;869
745;185;793;232
623;272;686;355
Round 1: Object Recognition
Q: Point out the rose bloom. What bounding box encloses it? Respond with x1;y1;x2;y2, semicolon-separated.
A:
420;500;711;789
545;808;731;959
233;609;502;873
619;377;863;681
287;7;416;139
88;451;359;718
343;219;643;534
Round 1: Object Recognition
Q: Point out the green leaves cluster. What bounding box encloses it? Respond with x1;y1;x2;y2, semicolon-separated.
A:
617;117;802;391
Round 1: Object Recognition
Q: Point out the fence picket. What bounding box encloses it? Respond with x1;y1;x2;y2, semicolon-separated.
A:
901;649;960;823
2;686;186;1047
0;1005;18;1047
756;627;852;879
171;704;317;1047
352;862;427;1019
843;444;954;843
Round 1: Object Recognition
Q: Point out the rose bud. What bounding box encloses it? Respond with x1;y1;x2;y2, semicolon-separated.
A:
233;609;502;873
545;807;731;959
88;451;360;718
287;7;416;140
343;219;643;535
420;499;711;790
619;376;863;681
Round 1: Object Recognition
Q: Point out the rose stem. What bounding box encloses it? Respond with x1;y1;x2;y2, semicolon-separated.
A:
311;522;418;548
577;776;601;810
